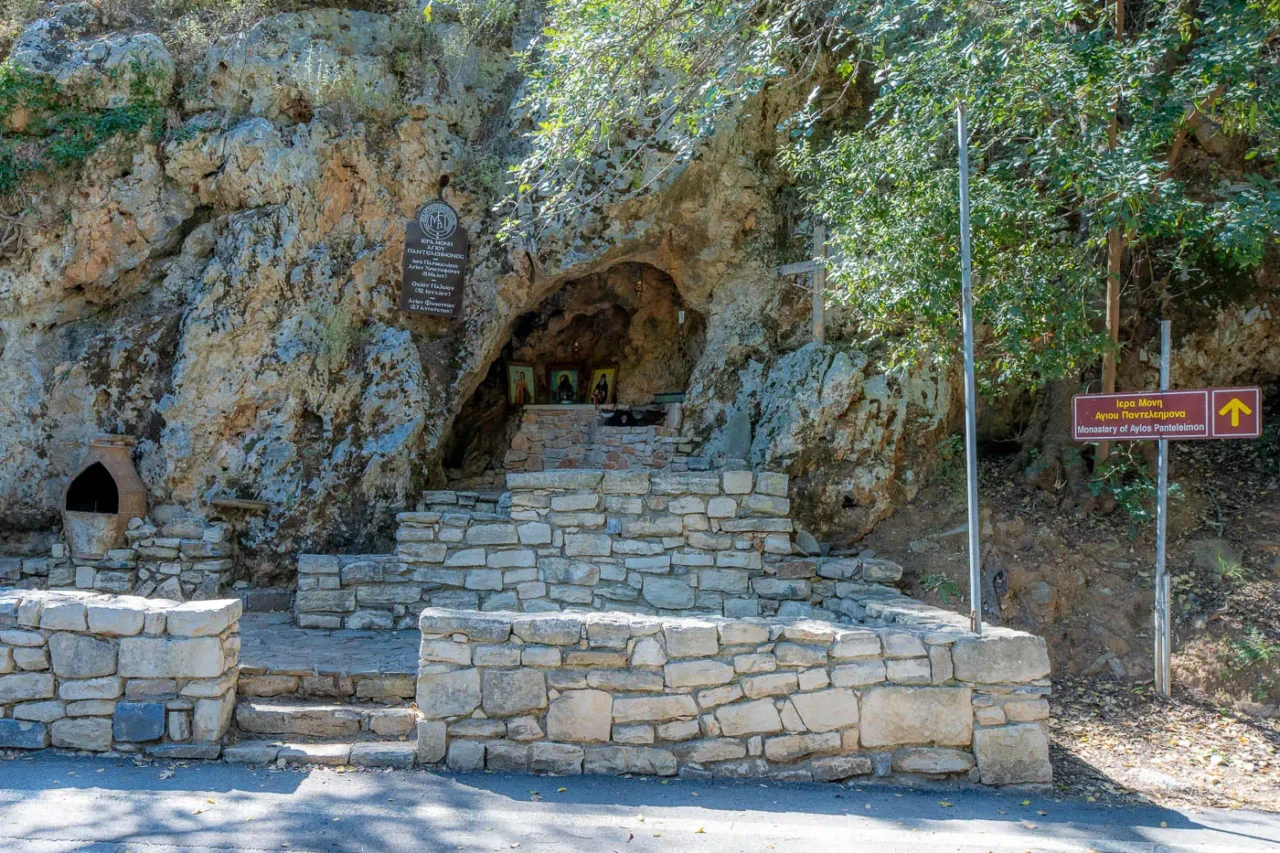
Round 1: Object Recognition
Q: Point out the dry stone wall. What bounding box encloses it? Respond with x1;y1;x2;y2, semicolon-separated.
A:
501;406;693;474
5;514;235;601
296;469;906;629
0;589;241;756
413;608;1053;785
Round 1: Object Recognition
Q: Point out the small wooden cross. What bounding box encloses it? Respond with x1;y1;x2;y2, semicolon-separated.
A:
776;223;827;345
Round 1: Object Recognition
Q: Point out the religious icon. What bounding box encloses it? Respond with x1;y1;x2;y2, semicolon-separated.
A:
588;365;618;405
507;363;535;406
548;365;581;404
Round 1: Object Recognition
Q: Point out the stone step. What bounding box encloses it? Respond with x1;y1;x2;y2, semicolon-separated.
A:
234;700;419;739
224;739;417;769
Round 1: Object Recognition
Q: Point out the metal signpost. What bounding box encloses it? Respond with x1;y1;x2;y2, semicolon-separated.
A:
1073;323;1262;697
957;103;983;635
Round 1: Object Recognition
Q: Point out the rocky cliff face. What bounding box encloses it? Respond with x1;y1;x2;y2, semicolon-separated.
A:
0;3;960;580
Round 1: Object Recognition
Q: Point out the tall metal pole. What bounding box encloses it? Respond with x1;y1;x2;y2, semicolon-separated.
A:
957;103;983;635
1154;319;1172;696
812;223;826;345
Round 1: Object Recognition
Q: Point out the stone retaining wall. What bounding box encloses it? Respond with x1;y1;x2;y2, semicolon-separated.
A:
5;514;235;601
0;589;241;756
501;406;691;473
296;469;907;629
413;608;1053;785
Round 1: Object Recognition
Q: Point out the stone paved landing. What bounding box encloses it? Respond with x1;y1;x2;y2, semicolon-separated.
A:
238;612;419;676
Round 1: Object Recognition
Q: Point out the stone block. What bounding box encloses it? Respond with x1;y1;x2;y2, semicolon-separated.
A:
1003;699;1050;722
446;739;486;772
48;634;117;679
880;631;927;659
466;524;519;546
488;549;537;569
193;693;234;742
419;610;512;642
775;643;827;667
295;589;356;613
764;731;840;762
351;742;417;769
972;723;1052;784
40;600;88;631
278;743;352;766
0;718;49;749
517;522;553;545
530;742;584;774
67;699;117;717
716;699;783;737
540;559;600;586
641;577;694;610
506;716;544;742
164;600;242;638
624;555;671;572
698;569;749;594
473;644;521;667
860;558;904;583
630;637;666;668
664;660;734;689
398;543;448;563
416;668;481;719
511;615;581;645
951;635;1051;684
547;689;613;742
169;710;191;741
587;670;663;692
720;518;793;533
564;534;612;557
14;700;66;722
51;716;113;751
657;718;700;741
0;672;55;703
224;742;283;764
715;550;762;570
444;548;487;568
118;636;224;679
752;578;809;599
420;639;472;666
754;472;789;496
830;660;887;688
59;676;122;701
830;631;881;659
790;688;859;732
812;754;874;781
733;654;777;674
298;555;340;574
448;718;506;738
859;686;973;747
417;720;447;764
584;746;677;776
662;623;717;657
484;740;530;772
620;517;684;538
463;570;504;591
887;658;932;684
113;702;167;742
611;695;698;725
509;471;604;490
613;724;655;744
481;669;547;717
741;672;797;698
892;746;976;775
13;647;48;671
82;599;150;636
742;494;790;516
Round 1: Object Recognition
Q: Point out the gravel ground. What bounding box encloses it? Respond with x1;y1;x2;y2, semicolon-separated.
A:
1049;676;1280;811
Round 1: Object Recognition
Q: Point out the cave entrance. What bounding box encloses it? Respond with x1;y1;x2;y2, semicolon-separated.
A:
442;263;706;489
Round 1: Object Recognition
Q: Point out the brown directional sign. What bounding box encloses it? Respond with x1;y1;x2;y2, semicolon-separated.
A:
400;200;469;317
1073;387;1262;442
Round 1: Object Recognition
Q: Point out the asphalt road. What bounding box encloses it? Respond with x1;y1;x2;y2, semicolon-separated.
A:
0;753;1277;852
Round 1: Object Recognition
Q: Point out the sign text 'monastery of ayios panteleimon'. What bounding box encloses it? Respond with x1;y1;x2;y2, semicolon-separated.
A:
1072;387;1262;442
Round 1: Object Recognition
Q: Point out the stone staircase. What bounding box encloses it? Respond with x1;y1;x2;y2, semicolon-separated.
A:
227;698;419;767
230;612;421;767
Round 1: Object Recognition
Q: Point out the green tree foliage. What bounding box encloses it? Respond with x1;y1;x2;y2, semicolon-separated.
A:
508;0;1280;389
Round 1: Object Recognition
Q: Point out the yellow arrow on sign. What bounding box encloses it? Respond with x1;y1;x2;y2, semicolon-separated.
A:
1218;397;1253;427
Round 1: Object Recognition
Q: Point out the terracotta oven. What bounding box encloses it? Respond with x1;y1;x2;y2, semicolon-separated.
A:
63;435;147;560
